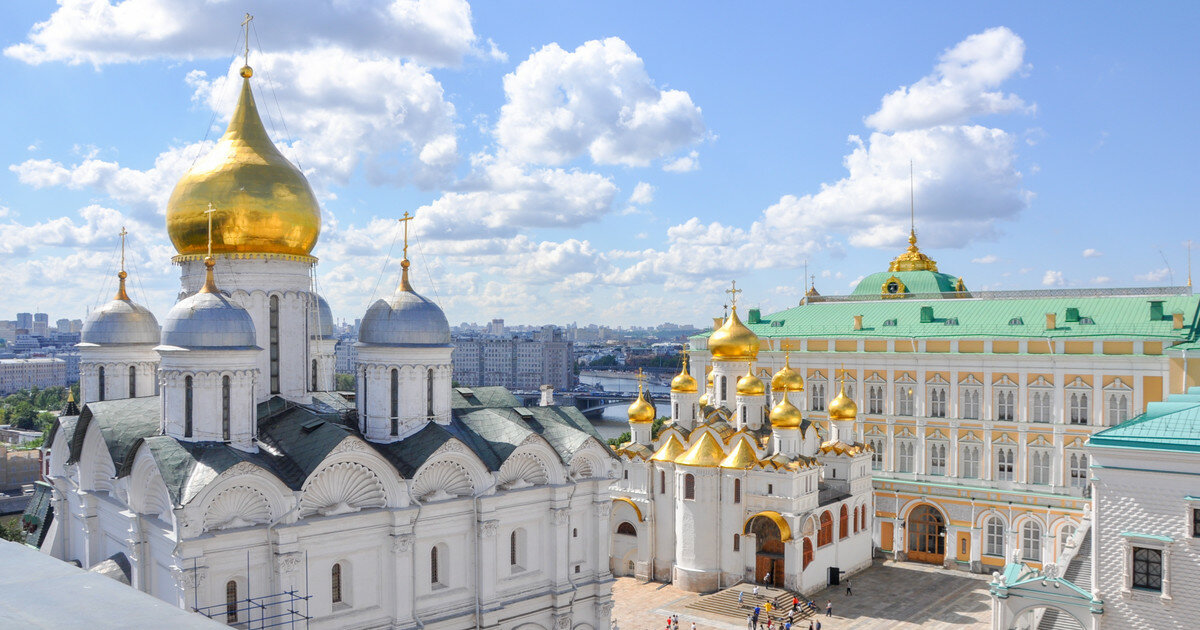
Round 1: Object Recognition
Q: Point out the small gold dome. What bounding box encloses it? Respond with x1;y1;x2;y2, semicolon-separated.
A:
828;381;858;421
706;371;714;387
770;354;804;392
736;365;765;396
887;229;938;272
166;69;321;258
708;306;759;361
627;391;656;424
698;393;710;407
671;355;698;393
770;393;804;429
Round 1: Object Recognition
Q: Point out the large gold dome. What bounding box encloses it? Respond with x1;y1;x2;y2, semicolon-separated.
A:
166;67;321;258
828;382;858;421
770;393;804;429
708;306;759;361
771;354;805;392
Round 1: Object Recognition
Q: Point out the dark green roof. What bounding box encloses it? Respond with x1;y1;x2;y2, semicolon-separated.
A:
21;481;54;548
1088;387;1200;453
850;270;961;297
67;396;161;467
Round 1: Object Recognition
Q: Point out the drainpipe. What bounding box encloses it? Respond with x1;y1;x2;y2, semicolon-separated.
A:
408;484;425;630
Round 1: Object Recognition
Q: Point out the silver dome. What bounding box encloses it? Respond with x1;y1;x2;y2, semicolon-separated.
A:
311;294;334;338
358;288;450;347
81;298;160;345
161;291;258;349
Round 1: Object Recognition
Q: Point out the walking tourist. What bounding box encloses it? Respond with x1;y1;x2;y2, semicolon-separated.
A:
825;600;832;617
753;585;760;598
747;614;753;630
764;572;771;587
845;578;852;596
739;591;744;605
792;596;798;610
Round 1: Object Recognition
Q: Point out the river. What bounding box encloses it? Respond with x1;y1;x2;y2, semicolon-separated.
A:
577;373;671;441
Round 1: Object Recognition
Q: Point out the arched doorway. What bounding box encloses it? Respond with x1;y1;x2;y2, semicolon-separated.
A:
906;504;945;565
611;521;639;576
745;512;790;587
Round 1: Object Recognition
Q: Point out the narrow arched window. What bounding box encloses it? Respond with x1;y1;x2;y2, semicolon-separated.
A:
390;368;399;436
684;474;695;500
98;366;106;401
427;368;435;418
840;505;849;539
430;546;439;584
803;538;814;568
269;295;280;394
225;580;238;623
331;563;342;604
510;531;518;566
733;478;741;503
733;534;740;551
184;375;194;438
128;365;136;398
660;470;666;494
312;359;319;392
221;375;231;441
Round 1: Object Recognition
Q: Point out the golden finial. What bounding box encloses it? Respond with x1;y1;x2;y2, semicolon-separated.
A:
887;162;939;273
200;204;219;294
239;13;254;78
67;389;75;403
114;226;130;301
725;280;742;310
398;211;415;292
636;368;646;394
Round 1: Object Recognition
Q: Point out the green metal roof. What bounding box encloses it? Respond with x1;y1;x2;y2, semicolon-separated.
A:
1088;387;1200;453
732;293;1199;341
850;270;961;297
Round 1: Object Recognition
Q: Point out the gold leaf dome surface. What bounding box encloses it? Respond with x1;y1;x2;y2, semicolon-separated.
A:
769;394;804;429
708;307;759;361
720;436;759;469
675;431;726;467
650;435;686;461
670;355;698;393
887;230;938;272
627;390;656;424
736;366;765;396
166;68;321;258
770;355;804;392
828;382;858;421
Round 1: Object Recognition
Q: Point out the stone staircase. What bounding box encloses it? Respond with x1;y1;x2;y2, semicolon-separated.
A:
686;583;817;625
1036;528;1092;630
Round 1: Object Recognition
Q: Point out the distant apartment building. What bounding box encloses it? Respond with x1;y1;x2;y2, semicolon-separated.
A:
0;444;41;490
453;326;574;390
0;358;66;395
32;313;48;337
334;338;358;374
15;313;32;331
55;318;70;333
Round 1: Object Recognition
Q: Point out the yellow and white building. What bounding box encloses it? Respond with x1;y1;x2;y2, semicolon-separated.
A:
689;232;1198;575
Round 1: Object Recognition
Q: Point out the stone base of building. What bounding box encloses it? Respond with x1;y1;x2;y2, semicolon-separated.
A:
673;566;720;593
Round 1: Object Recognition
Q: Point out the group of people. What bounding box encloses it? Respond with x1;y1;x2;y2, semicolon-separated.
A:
740;580;848;630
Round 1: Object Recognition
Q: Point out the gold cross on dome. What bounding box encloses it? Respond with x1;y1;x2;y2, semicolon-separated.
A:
725;280;741;309
118;226;128;272
636;368;646;393
398;211;413;260
204;203;217;258
241;13;254;67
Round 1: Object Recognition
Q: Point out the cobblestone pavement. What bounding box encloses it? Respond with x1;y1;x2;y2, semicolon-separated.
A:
611;560;993;630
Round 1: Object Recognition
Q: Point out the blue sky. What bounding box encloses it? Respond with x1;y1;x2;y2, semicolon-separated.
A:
1;1;1196;327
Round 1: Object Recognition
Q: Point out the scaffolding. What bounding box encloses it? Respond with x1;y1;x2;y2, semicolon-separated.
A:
189;551;312;629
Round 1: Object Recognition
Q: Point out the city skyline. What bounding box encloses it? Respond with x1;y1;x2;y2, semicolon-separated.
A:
0;1;1196;327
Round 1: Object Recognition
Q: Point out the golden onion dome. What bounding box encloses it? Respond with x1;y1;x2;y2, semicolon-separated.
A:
674;432;726;467
627;390;656;424
708;306;759;361
828;381;858;421
770;393;804;429
736;365;765;396
697;392;710;407
166;66;321;259
771;354;804;392
671;355;699;393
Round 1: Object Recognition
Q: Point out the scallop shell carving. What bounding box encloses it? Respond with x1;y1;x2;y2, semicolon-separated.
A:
300;462;387;517
497;453;549;490
203;486;272;531
411;460;474;502
569;455;596;480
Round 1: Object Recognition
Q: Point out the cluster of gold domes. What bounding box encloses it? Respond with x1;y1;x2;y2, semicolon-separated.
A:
708;306;759;361
165;64;321;259
670;355;698;393
770;354;804;392
887;229;938;272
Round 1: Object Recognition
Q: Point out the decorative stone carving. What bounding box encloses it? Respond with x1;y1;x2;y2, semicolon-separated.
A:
552;507;570;526
276;552;303;576
412;459;474;501
480;520;499;537
392;534;415;553
203;485;272;531
555;613;573;630
594;500;612;519
175;565;207;589
331;438;366;454
300;461;387;516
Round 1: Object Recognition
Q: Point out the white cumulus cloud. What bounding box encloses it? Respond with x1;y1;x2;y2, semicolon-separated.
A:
1135;268;1171;283
972;254;999;263
1042;270;1064;286
1082;248;1102;258
629;182;655;206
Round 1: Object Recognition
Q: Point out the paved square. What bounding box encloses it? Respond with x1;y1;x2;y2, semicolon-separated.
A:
611;560;992;630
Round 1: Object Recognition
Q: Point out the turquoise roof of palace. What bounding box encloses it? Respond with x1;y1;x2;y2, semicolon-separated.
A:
850;270;960;296
1088;387;1200;453
729;292;1199;341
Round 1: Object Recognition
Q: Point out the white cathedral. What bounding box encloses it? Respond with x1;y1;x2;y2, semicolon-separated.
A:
31;59;617;630
609;301;875;594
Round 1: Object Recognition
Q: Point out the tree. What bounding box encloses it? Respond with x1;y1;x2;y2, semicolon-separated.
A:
335;373;355;391
0;518;24;544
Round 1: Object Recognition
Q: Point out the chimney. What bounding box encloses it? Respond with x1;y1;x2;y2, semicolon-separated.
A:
920;306;934;323
1149;301;1164;321
713;317;724;330
748;308;762;324
539;385;554;406
1045;313;1056;330
1174;312;1185;330
853;315;864;331
1065;307;1080;323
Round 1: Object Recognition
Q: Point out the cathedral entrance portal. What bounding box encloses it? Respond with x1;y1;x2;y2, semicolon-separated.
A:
906;504;945;565
745;512;789;587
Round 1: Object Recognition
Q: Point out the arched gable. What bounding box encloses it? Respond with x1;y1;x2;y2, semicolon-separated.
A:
410;439;490;502
312;436;407;507
497;441;563;489
78;422;116;494
126;445;174;523
190;463;294;532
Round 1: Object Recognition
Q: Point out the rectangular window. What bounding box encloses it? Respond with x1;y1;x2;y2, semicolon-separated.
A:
870;440;883;470
928;386;947;418
812;382;826;411
960;446;980;479
1031;390;1052;423
985;519;1005;557
733;534;740;552
1132;547;1162;592
897;441;914;473
1069;453;1088;487
996;448;1014;481
1031;450;1050;485
1193;508;1200;538
928;443;946;475
1069;392;1090;424
868;385;884;414
896;385;914;416
997;389;1015;421
961;388;980;419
